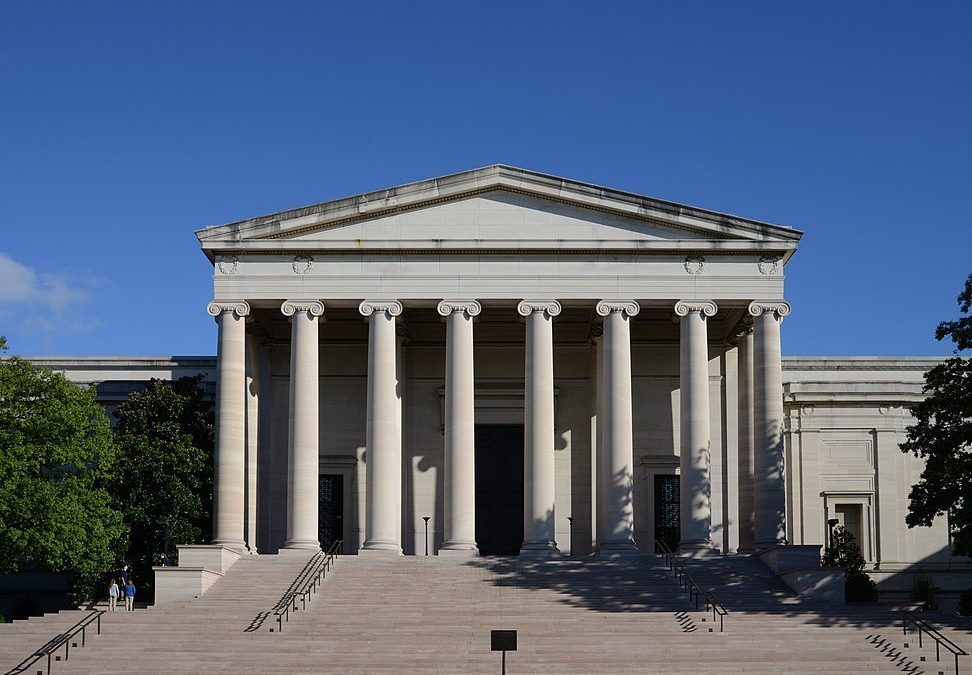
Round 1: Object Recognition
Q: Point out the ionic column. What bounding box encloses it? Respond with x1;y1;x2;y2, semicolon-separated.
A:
749;300;791;549
244;333;261;553
438;300;481;556
281;300;324;550
595;300;640;554
736;327;756;551
674;300;718;552
360;300;403;554
518;300;562;556
207;300;250;550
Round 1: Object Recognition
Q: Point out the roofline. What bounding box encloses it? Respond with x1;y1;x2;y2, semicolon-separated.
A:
195;165;804;247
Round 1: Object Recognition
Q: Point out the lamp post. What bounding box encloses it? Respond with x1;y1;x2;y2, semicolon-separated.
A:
566;516;574;556
423;516;431;556
155;518;169;558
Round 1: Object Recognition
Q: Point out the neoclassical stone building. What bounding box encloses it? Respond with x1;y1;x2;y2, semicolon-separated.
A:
29;167;959;590
183;165;951;573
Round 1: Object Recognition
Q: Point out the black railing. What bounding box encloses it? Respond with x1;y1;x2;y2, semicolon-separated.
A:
272;539;342;633
3;610;104;675
901;610;968;675
655;539;728;633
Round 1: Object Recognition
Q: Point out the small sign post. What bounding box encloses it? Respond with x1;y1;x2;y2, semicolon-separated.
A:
490;630;517;675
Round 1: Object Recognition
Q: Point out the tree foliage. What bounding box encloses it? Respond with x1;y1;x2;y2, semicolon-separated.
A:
822;525;877;601
0;354;125;600
113;376;214;592
902;273;972;557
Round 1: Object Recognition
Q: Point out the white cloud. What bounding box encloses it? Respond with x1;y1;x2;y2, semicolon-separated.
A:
0;252;90;311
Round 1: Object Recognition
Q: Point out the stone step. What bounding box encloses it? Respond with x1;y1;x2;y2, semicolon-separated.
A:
7;553;970;675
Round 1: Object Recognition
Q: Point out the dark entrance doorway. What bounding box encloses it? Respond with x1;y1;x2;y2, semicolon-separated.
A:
654;474;680;553
475;425;524;555
319;473;344;553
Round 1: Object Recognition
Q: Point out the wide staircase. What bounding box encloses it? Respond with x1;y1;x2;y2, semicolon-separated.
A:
2;552;969;674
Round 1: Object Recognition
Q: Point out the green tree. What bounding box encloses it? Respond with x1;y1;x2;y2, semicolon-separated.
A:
822;525;878;602
902;273;972;557
113;376;214;594
0;351;126;601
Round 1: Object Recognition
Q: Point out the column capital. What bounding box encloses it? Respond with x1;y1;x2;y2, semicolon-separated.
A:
437;300;482;318
595;300;640;318
359;300;403;318
281;300;325;318
674;300;718;317
517;300;561;318
207;300;250;319
748;300;791;319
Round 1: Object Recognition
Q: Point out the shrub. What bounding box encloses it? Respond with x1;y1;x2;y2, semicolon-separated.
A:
910;571;938;610
957;589;972;617
823;525;878;602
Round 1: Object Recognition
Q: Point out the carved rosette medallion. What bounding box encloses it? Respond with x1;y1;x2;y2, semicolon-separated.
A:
292;256;314;275
280;300;325;318
358;300;404;318
758;256;782;275
674;300;718;317
437;300;482;318
595;300;640;318
684;256;705;275
207;300;250;319
748;300;792;320
216;255;240;275
516;300;562;318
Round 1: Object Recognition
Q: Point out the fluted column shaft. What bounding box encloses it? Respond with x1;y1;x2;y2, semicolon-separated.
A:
750;300;791;549
438;300;481;556
675;300;718;551
518;300;561;556
360;300;403;554
282;300;324;550
245;335;260;553
737;328;755;550
208;300;250;550
596;300;640;554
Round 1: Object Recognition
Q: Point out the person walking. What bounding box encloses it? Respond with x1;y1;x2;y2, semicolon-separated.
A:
107;579;119;612
124;578;136;611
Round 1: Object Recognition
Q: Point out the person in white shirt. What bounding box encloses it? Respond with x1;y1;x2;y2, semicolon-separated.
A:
107;579;119;611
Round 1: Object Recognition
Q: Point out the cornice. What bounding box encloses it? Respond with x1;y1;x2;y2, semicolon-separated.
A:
200;240;798;260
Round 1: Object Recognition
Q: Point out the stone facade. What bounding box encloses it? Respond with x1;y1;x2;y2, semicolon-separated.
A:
24;166;963;583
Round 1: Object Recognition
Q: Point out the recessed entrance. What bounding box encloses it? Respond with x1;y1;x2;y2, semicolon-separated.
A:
475;425;524;555
653;474;680;553
319;473;344;553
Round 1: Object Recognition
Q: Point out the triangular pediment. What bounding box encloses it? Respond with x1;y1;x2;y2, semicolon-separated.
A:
196;165;802;259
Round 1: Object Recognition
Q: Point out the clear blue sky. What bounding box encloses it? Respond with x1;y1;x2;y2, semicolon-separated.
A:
1;1;969;357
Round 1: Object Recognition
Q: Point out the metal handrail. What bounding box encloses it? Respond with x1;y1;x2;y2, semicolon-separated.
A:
272;539;342;632
654;540;728;632
3;609;104;675
901;610;968;675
